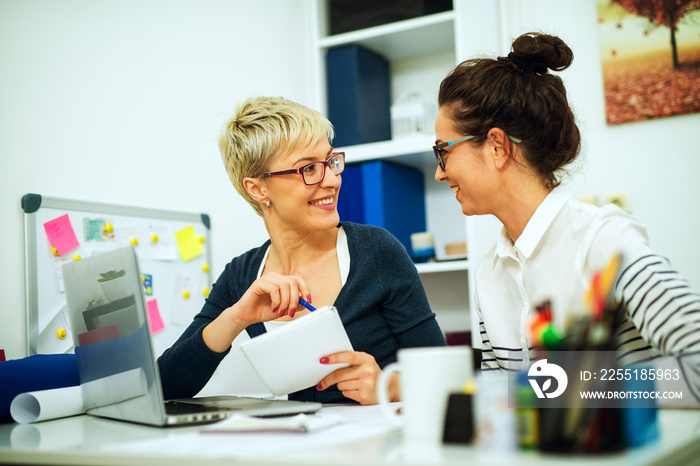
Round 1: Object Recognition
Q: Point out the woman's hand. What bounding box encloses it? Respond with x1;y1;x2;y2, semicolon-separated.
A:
316;351;399;405
203;272;311;353
232;272;312;326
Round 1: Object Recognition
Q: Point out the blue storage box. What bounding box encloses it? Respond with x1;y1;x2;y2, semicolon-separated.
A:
338;161;426;255
326;45;391;147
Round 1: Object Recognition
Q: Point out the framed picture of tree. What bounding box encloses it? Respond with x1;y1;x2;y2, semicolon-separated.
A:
597;0;700;125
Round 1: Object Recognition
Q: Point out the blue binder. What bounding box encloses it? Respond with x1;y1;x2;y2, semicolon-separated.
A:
337;164;365;223
338;161;426;255
326;45;391;147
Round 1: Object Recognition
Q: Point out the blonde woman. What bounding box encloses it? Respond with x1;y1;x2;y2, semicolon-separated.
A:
159;96;446;405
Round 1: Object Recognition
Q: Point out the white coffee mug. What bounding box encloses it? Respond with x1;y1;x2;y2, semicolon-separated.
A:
377;346;472;442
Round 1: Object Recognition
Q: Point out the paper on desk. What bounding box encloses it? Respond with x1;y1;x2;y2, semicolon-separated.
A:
10;386;84;424
202;412;344;434
103;404;401;458
9;368;148;424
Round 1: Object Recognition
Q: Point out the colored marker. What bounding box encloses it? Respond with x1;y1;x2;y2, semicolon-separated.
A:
298;298;316;312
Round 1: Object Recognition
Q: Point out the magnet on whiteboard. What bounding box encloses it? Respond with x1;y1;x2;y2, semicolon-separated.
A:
202;288;210;297
73;255;81;261
199;236;205;244
51;247;59;256
131;237;139;246
56;328;67;339
104;223;114;233
151;234;159;243
182;290;190;299
202;264;210;272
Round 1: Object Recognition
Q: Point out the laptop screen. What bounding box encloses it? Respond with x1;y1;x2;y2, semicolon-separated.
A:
62;247;167;425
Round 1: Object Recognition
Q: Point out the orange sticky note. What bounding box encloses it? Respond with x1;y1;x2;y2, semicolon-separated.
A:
175;225;204;261
147;299;165;334
43;214;80;255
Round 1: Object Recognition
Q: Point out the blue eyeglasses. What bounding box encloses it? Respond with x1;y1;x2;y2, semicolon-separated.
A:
433;136;476;171
433;135;522;170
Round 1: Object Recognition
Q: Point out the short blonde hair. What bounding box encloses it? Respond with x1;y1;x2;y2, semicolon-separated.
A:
218;96;334;216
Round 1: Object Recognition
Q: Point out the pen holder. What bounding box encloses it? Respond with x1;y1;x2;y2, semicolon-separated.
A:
538;407;625;454
535;351;625;454
537;364;659;452
621;368;659;447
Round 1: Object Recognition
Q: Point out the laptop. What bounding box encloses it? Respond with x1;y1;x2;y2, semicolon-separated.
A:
61;247;321;426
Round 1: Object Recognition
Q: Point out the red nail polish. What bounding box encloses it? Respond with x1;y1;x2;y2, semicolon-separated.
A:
316;383;323;391
319;357;329;364
307;295;312;303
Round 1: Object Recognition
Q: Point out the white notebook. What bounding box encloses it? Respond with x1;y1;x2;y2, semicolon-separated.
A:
240;306;353;396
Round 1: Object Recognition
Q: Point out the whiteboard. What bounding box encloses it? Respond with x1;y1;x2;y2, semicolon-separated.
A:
22;193;213;358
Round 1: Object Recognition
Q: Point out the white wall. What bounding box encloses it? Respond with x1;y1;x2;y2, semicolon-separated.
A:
0;0;314;360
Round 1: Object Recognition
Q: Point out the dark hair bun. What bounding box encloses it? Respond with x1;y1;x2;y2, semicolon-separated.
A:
512;32;573;73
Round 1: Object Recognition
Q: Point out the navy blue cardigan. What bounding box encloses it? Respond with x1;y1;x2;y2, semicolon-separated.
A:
157;222;446;403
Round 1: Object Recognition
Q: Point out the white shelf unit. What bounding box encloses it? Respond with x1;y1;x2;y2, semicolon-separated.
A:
415;259;468;274
309;2;473;335
316;10;456;60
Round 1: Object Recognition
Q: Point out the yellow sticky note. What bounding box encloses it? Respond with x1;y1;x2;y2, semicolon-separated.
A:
175;225;204;262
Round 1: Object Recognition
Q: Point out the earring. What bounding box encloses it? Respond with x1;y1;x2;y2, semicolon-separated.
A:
487;135;496;143
265;200;271;208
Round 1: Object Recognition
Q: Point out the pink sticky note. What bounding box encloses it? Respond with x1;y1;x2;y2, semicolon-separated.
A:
147;299;165;334
43;214;80;255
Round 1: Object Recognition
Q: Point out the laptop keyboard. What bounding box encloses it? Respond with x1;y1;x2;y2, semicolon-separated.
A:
165;400;230;415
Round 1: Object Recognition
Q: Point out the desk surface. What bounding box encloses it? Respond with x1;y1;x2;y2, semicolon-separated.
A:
0;407;698;466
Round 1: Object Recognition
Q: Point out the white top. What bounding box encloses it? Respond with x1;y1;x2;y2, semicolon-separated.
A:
262;226;349;332
475;187;700;370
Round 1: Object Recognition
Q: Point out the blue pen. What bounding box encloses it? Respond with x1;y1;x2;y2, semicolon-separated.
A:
298;298;316;312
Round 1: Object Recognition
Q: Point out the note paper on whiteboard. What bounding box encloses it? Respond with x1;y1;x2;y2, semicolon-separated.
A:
175;225;204;261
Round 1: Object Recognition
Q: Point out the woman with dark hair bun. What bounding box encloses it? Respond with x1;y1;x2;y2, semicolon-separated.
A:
433;32;700;372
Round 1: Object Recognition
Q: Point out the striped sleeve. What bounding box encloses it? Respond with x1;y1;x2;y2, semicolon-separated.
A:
479;319;534;372
475;282;534;372
615;254;700;356
474;283;499;371
479;319;500;371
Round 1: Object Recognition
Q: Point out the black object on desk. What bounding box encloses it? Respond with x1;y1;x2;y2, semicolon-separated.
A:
443;393;474;444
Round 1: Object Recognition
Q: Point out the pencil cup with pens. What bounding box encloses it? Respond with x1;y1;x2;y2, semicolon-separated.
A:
514;254;658;454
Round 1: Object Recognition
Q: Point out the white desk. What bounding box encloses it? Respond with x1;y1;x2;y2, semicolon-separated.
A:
0;407;698;466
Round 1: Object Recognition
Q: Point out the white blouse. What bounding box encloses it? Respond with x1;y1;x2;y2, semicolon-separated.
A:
476;187;700;370
262;226;349;333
